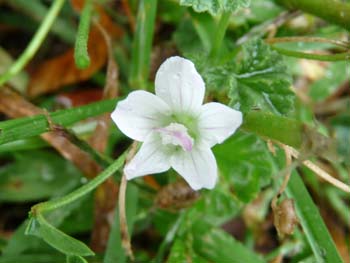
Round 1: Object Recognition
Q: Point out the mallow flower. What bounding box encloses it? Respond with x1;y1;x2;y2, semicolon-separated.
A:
111;56;242;190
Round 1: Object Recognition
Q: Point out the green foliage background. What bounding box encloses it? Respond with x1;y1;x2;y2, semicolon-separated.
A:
0;0;349;262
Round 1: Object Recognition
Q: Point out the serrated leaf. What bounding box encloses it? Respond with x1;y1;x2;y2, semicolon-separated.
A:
192;54;236;92
230;39;294;115
213;131;275;202
192;224;265;263
179;0;250;16
26;216;94;257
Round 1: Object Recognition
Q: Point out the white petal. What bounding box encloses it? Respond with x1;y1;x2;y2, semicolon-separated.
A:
125;134;171;179
198;102;243;147
171;145;217;190
155;56;205;114
111;90;171;142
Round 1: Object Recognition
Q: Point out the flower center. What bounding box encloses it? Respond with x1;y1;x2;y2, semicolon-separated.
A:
156;123;194;152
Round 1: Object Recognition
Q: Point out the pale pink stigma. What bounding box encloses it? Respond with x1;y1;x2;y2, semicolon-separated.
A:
156;123;194;151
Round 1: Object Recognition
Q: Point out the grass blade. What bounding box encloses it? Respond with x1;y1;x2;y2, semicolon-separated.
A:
286;171;344;263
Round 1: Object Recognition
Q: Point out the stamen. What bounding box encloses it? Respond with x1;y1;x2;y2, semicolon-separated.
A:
156;123;194;151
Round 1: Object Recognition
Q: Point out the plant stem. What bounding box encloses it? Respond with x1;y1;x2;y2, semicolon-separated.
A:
129;0;157;90
32;152;126;214
0;98;120;145
265;37;350;49
0;0;65;86
270;46;350;61
275;0;350;31
74;0;93;69
210;11;231;60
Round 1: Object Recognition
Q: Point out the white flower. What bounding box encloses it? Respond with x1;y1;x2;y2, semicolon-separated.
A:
111;56;242;190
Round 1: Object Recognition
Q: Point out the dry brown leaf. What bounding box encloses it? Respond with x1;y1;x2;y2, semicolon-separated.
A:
88;19;119;153
155;180;200;210
27;1;123;97
87;20;120;252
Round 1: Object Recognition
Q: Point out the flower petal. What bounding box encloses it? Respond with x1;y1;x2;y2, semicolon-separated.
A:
198;102;243;147
171;145;217;190
155;56;205;113
125;134;171;179
111;90;171;141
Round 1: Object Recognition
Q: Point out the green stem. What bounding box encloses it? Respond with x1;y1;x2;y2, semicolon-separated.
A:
210;11;231;60
129;0;157;90
265;37;349;49
63;128;113;168
0;0;65;86
0;98;120;145
270;46;350;61
32;152;126;214
275;0;350;31
74;0;93;69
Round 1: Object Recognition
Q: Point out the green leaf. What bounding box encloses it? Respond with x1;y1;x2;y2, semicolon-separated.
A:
173;18;204;56
286;172;344;263
213;131;275;202
167;238;208;263
330;113;350;166
59;194;94;235
0;150;82;202
1;221;54;256
26;216;94;257
187;187;241;226
179;0;250;16
242;111;302;148
192;224;265;263
0;137;48;153
230;39;294;115
2;196;90;256
0;254;65;263
66;255;88;263
191;53;236;92
309;61;349;101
